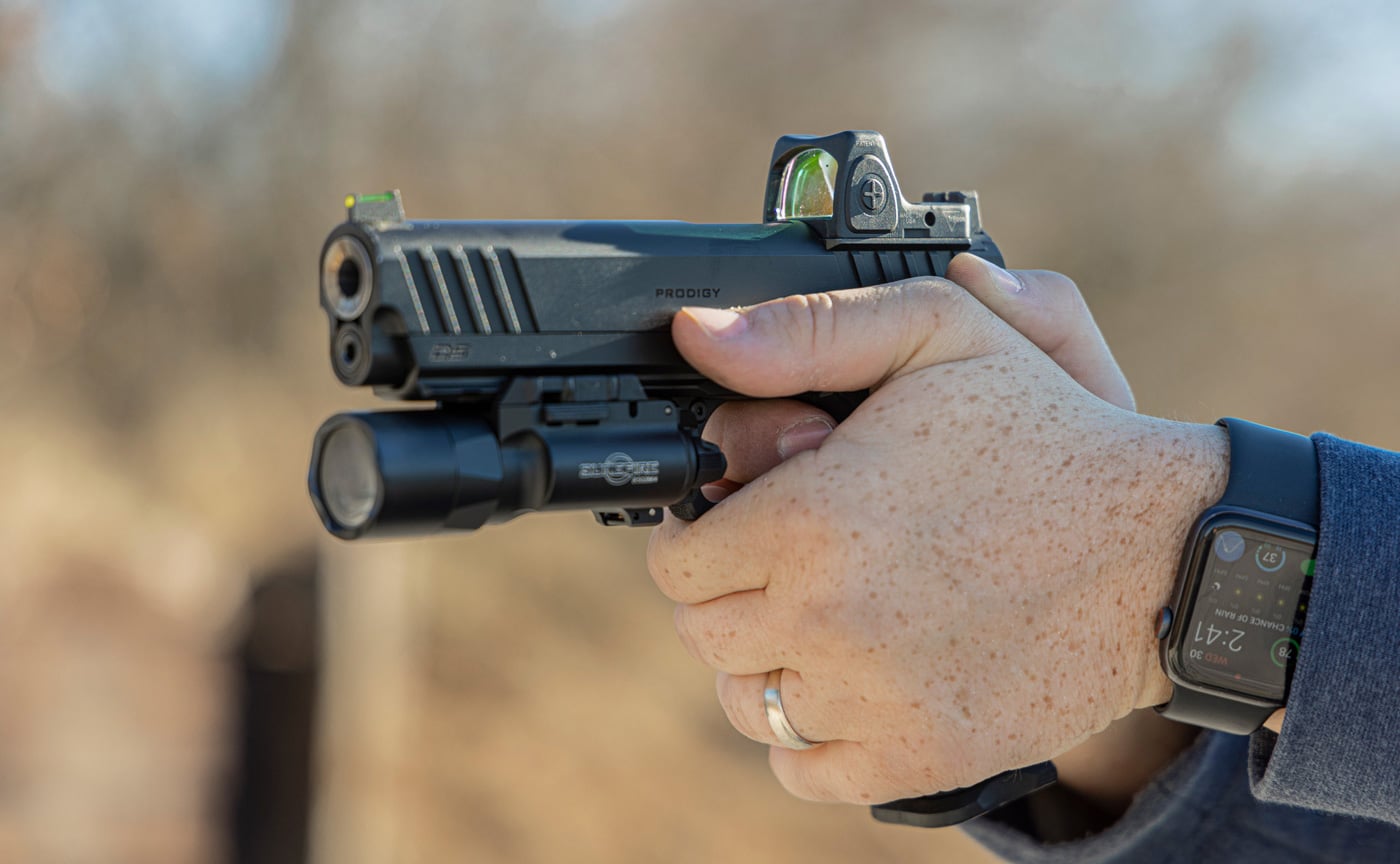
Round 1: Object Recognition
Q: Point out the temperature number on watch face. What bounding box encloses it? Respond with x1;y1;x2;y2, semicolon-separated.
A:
1193;621;1245;652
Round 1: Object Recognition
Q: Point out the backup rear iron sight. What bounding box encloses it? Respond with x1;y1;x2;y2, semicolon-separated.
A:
308;130;997;541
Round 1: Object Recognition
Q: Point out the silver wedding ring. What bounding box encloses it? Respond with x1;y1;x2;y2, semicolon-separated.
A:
764;669;819;750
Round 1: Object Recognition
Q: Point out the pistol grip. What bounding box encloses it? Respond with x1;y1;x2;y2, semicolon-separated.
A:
869;761;1057;828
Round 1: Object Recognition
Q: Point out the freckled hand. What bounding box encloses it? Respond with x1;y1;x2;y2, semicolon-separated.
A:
652;256;1216;823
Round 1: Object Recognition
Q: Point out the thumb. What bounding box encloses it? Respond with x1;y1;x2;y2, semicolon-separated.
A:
672;280;997;398
946;254;1135;411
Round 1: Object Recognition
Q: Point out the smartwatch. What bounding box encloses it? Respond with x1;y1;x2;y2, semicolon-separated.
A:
1156;418;1319;734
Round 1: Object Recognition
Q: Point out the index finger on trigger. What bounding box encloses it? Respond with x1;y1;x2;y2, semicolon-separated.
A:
703;399;836;486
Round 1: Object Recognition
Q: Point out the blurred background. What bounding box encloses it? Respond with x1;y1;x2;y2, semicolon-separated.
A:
1;0;1398;861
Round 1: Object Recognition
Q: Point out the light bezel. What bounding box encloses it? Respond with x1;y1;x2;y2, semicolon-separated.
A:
309;416;385;539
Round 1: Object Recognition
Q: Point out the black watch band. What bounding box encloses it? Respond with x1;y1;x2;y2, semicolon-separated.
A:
1157;678;1276;734
1157;418;1319;733
1214;418;1319;527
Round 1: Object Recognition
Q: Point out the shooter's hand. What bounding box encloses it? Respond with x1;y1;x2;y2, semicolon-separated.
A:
648;254;1228;804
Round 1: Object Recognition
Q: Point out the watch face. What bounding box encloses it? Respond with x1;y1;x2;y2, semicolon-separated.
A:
1175;523;1315;702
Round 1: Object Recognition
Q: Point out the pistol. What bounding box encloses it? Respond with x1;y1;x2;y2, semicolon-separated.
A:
308;130;1057;827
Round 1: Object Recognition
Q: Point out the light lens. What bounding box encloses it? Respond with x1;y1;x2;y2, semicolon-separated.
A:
318;422;382;530
776;148;837;220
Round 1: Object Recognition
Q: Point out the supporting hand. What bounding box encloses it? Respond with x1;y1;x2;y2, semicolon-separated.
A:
649;254;1227;806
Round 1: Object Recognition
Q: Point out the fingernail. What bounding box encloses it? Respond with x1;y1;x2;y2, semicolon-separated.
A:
777;417;834;459
984;259;1025;294
700;483;732;503
683;306;748;340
